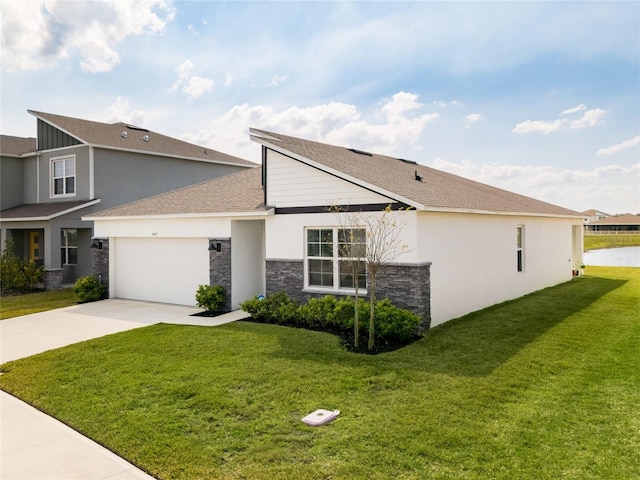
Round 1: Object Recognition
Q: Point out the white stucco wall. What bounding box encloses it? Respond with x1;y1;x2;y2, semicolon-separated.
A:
265;211;418;263
92;216;232;239
231;220;266;307
417;211;582;326
266;150;393;207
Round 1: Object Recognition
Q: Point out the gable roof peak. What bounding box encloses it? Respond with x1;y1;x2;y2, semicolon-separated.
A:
250;128;581;218
27;110;255;167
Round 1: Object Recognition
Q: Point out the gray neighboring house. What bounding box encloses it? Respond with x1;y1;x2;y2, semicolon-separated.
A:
0;110;256;289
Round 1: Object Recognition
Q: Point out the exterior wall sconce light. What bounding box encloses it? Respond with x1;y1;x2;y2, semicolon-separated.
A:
208;241;221;252
91;240;103;249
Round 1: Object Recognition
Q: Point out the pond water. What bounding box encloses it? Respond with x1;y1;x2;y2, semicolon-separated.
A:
583;246;640;267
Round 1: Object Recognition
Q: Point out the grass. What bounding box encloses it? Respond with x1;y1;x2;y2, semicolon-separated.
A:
0;288;78;320
584;234;640;251
1;266;639;479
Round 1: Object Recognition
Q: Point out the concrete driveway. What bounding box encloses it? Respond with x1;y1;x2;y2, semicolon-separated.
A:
1;299;248;480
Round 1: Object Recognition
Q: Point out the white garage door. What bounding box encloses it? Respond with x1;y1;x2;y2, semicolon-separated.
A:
113;237;209;306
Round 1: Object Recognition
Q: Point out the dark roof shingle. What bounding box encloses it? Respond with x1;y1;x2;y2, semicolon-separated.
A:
0;135;37;156
250;129;581;217
1;200;99;220
29;110;255;167
88;168;266;218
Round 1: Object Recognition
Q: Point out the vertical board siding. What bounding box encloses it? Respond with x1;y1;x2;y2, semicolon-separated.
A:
266;150;392;207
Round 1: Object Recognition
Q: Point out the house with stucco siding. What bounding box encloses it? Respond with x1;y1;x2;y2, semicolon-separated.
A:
86;129;584;329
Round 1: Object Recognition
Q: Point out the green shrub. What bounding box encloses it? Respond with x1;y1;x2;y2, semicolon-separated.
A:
329;296;369;331
299;295;337;329
0;238;44;293
73;275;107;303
195;284;227;313
373;298;421;343
241;292;420;352
240;291;299;325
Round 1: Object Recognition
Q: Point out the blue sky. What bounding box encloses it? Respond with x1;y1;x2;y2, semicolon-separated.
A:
1;0;638;214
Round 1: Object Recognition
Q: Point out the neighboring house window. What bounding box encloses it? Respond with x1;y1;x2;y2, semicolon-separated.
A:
517;225;524;272
52;156;75;196
306;227;366;291
61;229;77;266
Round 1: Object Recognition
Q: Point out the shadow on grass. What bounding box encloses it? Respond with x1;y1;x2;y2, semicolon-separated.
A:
265;276;627;377
395;276;627;377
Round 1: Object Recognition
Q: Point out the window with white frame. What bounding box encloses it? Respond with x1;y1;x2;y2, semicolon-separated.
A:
61;229;78;266
52;156;75;196
516;225;524;272
306;227;366;291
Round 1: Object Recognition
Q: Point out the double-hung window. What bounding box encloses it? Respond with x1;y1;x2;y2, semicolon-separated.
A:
52;156;75;196
516;225;524;272
306;227;366;291
61;229;78;267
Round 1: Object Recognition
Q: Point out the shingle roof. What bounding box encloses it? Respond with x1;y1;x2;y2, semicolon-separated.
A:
589;213;640;225
1;200;100;220
0;135;37;156
87;167;267;218
250;129;581;217
28;110;255;167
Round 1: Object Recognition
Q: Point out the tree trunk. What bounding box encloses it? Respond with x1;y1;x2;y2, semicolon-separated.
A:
368;274;376;350
354;285;360;348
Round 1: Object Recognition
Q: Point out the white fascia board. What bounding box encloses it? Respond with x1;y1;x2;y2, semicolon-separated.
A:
3;199;101;222
252;136;426;210
420;205;584;219
83;209;274;222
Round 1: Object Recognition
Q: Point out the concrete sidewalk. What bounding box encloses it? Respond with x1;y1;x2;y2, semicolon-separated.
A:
0;299;249;480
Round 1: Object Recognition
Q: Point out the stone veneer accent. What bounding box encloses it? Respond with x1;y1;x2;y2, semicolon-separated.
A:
266;259;432;332
43;268;63;290
209;238;232;311
91;238;110;295
375;262;431;332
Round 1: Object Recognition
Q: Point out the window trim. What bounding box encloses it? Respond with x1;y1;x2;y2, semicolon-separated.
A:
304;226;367;294
516;225;524;272
50;155;76;198
61;228;78;267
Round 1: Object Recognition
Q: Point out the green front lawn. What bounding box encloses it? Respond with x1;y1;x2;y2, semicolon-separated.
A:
1;266;638;479
0;288;78;320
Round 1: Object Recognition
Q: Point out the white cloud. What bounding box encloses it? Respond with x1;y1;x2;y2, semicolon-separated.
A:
513;105;608;134
569;108;607;129
1;0;174;73
512;118;567;135
431;158;640;214
224;73;233;87
180;91;438;161
464;113;483;126
432;100;462;107
597;136;640;156
268;75;287;87
169;60;214;99
103;96;148;126
561;104;587;115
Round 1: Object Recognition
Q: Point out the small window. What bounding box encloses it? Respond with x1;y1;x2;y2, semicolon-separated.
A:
61;229;78;266
306;227;366;291
516;225;524;272
52;156;75;196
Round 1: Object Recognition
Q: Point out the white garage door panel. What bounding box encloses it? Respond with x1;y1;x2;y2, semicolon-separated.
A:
114;238;209;306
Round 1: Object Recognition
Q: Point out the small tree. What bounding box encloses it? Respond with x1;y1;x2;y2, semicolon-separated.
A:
332;204;412;350
331;206;367;348
362;205;412;350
